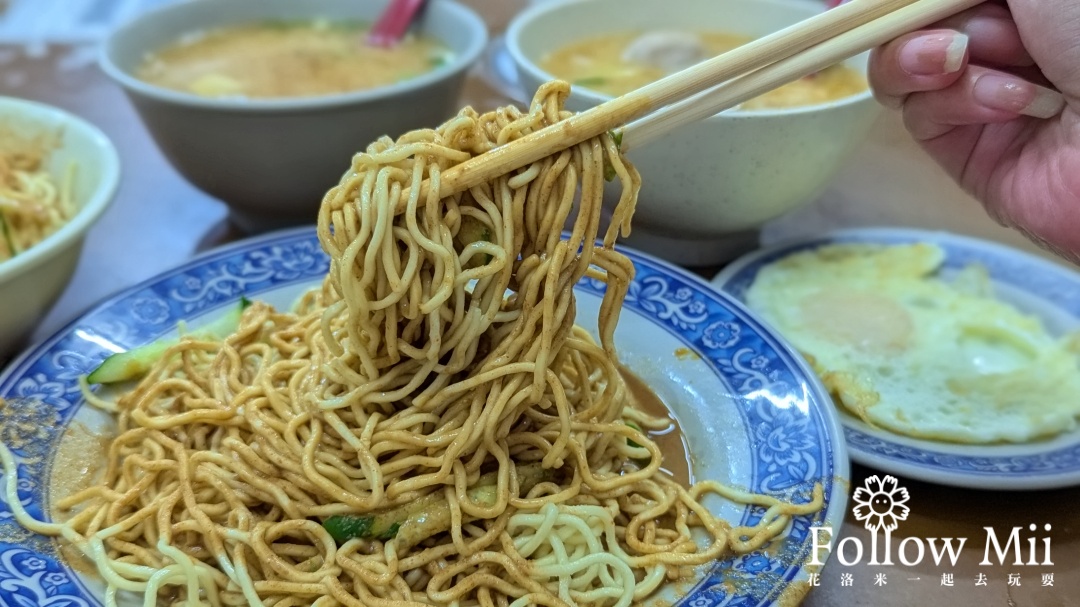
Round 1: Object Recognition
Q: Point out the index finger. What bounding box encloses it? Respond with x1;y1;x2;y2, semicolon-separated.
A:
869;29;969;108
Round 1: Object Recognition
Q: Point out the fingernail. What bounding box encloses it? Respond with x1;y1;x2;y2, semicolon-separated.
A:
972;73;1066;119
898;32;968;76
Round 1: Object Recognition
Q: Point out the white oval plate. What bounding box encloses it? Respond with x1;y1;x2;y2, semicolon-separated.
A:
0;227;846;606
713;226;1080;490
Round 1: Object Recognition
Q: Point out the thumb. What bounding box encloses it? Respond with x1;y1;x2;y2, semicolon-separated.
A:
1007;0;1080;101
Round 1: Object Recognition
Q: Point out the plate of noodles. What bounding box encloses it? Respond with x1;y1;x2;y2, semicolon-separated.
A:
714;227;1080;491
0;82;845;607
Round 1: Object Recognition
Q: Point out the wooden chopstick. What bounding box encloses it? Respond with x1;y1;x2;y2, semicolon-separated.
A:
620;0;983;152
398;0;920;207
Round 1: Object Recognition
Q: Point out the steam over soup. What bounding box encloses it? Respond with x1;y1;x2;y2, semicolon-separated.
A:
541;31;866;109
136;20;453;99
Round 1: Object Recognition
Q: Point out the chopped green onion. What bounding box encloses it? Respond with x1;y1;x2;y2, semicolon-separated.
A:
573;76;608;87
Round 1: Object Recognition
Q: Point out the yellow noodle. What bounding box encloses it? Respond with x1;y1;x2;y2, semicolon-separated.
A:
0;133;74;261
0;82;822;607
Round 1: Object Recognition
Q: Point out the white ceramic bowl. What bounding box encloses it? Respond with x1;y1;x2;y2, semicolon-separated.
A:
506;0;881;266
0;97;120;357
100;0;487;233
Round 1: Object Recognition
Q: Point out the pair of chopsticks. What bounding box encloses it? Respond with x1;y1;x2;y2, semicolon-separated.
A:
368;0;429;47
406;0;983;205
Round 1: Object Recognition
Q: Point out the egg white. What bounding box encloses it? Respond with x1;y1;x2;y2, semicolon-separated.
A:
746;243;1080;444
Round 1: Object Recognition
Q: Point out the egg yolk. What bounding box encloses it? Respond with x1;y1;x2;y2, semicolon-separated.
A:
799;290;913;353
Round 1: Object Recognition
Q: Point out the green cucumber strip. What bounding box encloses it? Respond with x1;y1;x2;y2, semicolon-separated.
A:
602;130;624;182
458;215;494;269
457;215;491;246
323;464;548;548
86;297;252;385
604;160;617;182
625;420;645;449
322;515;373;544
376;522;401;541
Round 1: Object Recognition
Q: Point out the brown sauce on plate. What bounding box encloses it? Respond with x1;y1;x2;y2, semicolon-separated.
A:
621;367;694;485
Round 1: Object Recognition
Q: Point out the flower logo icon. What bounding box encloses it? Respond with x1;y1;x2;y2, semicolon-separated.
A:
852;474;910;532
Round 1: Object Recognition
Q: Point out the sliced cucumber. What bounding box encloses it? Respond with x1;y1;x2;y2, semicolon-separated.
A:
87;297;251;385
457;215;491;247
625;420;644;449
323;463;548;548
603;129;624;182
456;215;493;268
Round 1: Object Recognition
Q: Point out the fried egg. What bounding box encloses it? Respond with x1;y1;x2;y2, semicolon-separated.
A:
746;243;1080;443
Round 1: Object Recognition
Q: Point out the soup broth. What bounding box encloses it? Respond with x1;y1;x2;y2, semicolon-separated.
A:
541;30;866;109
136;20;453;99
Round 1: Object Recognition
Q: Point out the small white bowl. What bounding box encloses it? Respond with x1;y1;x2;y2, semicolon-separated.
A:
0;97;120;357
506;0;881;266
100;0;487;233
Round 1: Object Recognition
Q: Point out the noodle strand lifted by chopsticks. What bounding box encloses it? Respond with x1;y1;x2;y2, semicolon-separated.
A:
0;81;822;607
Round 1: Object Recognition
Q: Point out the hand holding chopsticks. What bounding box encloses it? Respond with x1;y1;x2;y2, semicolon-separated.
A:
407;0;1044;204
619;0;987;152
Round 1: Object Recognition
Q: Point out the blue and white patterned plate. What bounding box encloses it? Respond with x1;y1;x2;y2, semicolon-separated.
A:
713;227;1080;491
0;227;846;607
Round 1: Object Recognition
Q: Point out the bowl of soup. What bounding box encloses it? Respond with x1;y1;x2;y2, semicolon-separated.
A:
101;0;487;232
506;0;881;265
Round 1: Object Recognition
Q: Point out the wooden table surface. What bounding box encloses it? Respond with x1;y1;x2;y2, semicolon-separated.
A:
2;1;1077;606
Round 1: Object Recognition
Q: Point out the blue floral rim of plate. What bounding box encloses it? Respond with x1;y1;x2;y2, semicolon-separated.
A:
713;227;1080;490
0;227;846;607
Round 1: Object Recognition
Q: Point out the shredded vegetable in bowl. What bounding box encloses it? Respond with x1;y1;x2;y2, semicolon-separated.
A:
0;129;75;262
